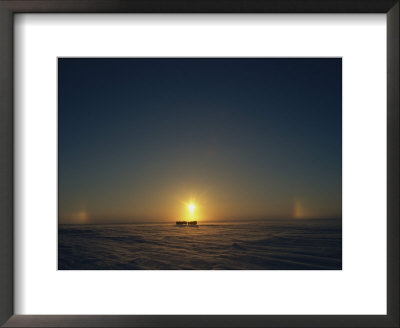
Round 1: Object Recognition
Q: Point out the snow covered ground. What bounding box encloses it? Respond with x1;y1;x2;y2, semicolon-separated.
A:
58;218;341;270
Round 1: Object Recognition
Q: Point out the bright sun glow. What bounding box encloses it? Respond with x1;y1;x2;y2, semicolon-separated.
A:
188;203;196;214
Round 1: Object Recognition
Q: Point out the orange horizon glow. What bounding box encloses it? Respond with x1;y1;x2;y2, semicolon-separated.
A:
59;194;342;224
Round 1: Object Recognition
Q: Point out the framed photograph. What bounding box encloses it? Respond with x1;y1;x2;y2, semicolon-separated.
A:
0;0;398;327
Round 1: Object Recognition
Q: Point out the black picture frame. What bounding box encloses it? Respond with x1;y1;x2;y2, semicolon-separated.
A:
0;1;398;327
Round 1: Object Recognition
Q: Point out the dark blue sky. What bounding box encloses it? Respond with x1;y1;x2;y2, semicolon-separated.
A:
58;58;341;224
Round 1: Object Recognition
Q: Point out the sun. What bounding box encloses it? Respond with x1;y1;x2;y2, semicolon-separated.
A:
188;203;196;214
